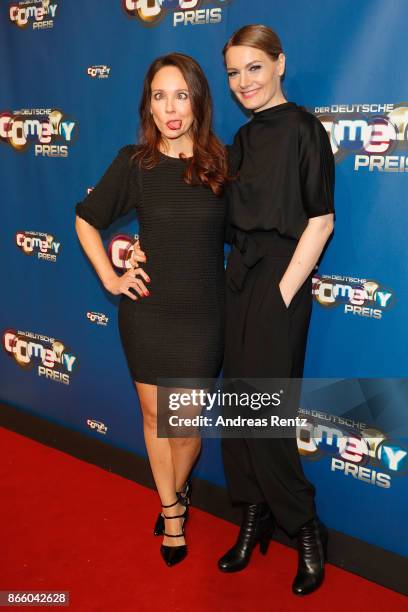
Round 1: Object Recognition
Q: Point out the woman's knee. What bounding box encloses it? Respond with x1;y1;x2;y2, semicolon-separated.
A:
170;436;201;450
135;382;158;430
140;402;157;430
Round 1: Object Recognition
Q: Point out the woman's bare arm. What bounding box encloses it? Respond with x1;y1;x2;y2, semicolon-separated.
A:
75;216;149;299
279;213;334;307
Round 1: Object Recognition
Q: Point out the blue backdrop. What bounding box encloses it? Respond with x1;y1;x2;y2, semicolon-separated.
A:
1;0;407;560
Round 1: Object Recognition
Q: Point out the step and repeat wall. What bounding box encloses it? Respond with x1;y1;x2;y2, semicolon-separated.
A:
1;1;407;560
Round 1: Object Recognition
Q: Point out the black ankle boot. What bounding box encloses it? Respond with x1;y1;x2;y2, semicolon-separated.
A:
218;503;275;573
292;518;328;595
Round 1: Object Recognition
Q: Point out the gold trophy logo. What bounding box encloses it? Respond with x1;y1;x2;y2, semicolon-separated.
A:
388;105;408;142
49;110;63;137
363;281;379;302
46;234;54;251
52;341;65;365
361;428;386;459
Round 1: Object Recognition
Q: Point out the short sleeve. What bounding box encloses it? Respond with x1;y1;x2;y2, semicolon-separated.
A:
299;116;335;219
75;145;138;230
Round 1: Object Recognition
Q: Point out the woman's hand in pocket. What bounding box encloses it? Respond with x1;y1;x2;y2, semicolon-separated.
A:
278;282;292;309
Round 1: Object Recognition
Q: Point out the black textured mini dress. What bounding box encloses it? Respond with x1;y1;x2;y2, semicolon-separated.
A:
75;145;225;385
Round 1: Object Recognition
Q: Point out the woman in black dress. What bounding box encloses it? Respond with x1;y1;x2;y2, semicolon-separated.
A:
75;53;227;567
217;25;335;595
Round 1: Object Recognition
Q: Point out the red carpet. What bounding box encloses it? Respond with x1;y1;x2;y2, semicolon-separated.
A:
0;426;406;612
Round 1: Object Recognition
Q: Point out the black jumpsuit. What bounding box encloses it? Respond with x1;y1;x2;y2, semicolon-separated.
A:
76;145;225;385
222;102;335;536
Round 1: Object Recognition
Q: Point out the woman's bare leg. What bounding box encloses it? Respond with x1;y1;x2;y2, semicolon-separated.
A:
164;386;204;493
135;382;183;545
168;436;201;491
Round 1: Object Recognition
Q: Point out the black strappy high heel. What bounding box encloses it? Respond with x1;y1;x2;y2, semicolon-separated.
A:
153;480;191;536
160;497;188;567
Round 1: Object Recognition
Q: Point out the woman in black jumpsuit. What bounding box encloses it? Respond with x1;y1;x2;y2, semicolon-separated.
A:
218;26;335;596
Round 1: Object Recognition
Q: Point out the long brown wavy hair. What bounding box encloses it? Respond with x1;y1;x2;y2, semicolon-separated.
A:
131;53;228;196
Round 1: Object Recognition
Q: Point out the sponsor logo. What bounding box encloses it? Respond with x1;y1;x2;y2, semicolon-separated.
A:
297;409;408;489
312;273;394;320
1;107;77;156
9;0;58;30
87;419;108;434
314;102;408;172
108;234;138;269
87;65;111;79
16;230;61;262
87;311;109;326
122;0;232;28
3;329;77;384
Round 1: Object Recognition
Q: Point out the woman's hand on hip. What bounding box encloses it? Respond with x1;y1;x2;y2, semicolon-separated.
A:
104;267;150;300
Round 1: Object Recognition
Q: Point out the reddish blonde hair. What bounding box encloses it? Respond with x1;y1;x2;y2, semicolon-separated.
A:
223;24;283;61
